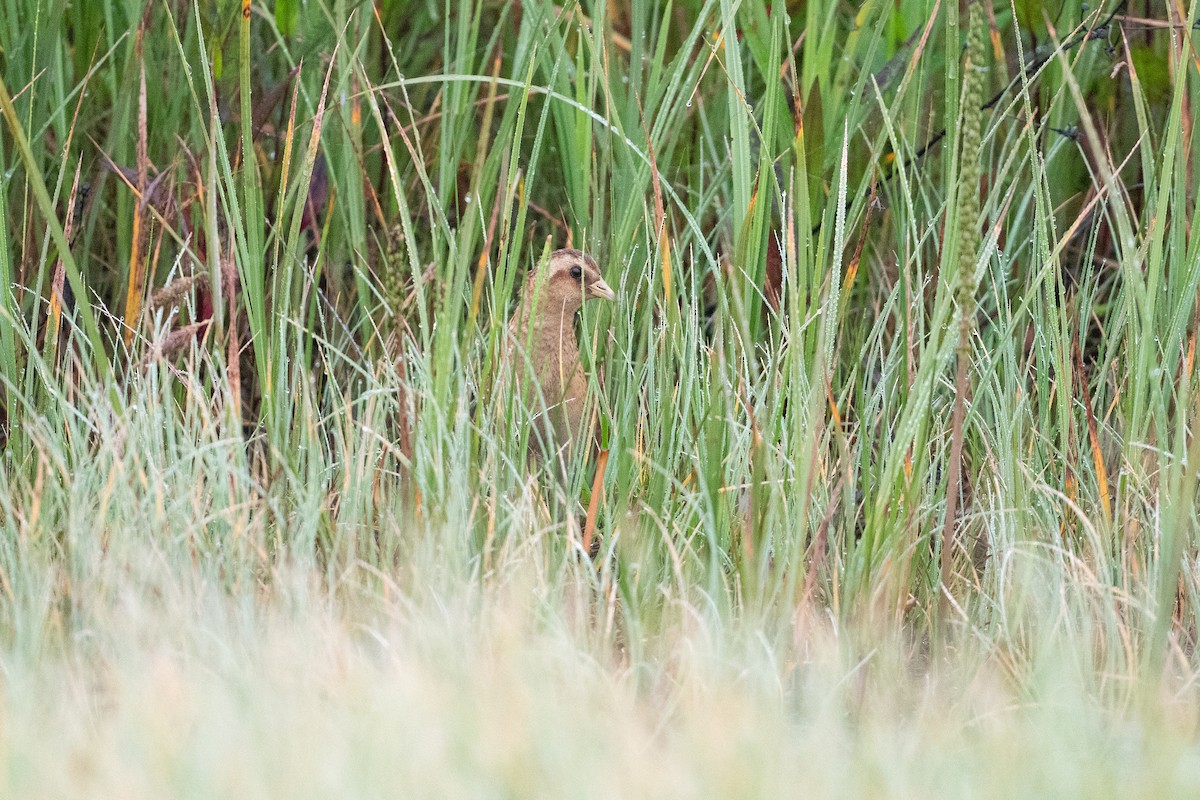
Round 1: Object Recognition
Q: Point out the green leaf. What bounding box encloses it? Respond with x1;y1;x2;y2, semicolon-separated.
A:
275;0;299;37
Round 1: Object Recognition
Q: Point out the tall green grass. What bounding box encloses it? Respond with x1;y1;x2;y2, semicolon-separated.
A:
1;0;1199;794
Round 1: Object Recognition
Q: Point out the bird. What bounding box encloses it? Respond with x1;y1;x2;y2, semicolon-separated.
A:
501;247;615;467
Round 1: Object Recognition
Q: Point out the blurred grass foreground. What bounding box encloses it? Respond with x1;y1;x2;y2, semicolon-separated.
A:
3;0;1200;796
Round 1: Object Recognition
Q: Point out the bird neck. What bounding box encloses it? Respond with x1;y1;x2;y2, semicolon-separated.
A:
513;298;579;353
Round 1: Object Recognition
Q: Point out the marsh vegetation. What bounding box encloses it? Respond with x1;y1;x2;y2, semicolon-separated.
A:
1;0;1199;795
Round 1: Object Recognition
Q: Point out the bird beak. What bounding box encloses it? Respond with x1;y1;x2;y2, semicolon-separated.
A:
588;277;616;301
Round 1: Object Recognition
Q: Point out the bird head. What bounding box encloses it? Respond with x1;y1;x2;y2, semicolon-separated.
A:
526;248;615;316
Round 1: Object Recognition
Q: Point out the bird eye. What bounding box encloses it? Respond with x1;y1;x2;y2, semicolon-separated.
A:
569;265;582;280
